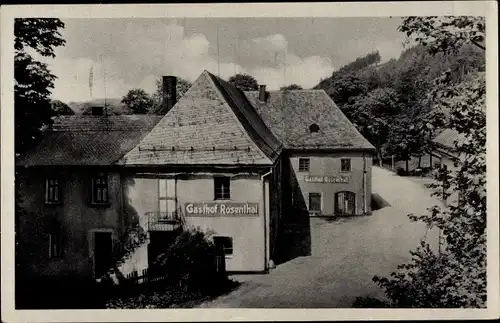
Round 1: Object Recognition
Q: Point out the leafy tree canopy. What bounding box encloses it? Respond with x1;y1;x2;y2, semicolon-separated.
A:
51;100;74;115
15;18;66;154
280;84;303;91
121;88;154;114
228;73;259;91
365;16;487;308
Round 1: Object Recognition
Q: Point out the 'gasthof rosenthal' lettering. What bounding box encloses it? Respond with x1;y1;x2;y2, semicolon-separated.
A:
185;203;259;216
304;175;349;183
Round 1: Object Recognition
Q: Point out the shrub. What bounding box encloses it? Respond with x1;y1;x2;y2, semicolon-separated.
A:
396;167;407;176
353;296;391;308
152;227;229;293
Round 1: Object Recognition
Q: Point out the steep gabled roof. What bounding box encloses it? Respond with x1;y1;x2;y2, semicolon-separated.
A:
118;71;282;166
16;115;163;166
244;90;375;151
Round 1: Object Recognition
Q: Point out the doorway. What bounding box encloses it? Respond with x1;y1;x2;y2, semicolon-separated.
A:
93;232;113;278
335;191;356;216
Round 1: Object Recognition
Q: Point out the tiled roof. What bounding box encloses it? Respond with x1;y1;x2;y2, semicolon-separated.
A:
16;115;163;166
118;71;282;166
244;90;375;151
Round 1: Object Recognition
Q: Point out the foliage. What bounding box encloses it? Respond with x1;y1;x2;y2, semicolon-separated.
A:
314;17;484;166
399;16;485;55
347;87;402;161
121;88;154;114
280;84;303;91
98;223;150;283
228;73;259;91
15;18;66;154
153;228;228;292
51;100;74;115
151;77;192;114
338;50;381;73
369;17;486;308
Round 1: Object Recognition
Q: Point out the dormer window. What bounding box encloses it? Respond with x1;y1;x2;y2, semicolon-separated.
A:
309;124;320;133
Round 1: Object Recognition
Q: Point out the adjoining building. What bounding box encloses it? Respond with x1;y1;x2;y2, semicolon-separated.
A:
15;70;375;280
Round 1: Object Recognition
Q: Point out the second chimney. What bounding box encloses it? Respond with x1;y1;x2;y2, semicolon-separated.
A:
162;76;177;113
259;85;266;102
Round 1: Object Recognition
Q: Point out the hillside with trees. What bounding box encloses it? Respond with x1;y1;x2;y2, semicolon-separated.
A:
353;16;487;308
314;40;485;169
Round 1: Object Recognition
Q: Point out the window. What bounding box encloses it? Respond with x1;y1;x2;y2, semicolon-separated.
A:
309;123;320;133
214;176;230;200
308;193;322;212
213;236;233;257
92;173;109;204
158;178;177;220
298;158;310;172
49;233;63;258
45;178;61;204
341;158;352;172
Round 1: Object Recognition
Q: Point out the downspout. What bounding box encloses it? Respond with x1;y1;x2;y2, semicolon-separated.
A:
363;152;367;215
261;168;273;271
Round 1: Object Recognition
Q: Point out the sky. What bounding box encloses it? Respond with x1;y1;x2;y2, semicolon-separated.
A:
45;17;408;103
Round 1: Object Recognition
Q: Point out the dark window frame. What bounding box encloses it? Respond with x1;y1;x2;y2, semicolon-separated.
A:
45;177;62;205
309;123;320;133
49;232;64;259
213;236;233;257
91;172;109;205
341;158;352;172
308;192;322;212
335;191;356;215
298;158;310;172
214;176;231;200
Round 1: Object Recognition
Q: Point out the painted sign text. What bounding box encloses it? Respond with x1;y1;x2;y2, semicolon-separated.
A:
185;203;259;216
304;175;349;184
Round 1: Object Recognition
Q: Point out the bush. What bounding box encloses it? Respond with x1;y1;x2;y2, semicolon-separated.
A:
352;296;391;308
152;228;228;293
396;167;407;176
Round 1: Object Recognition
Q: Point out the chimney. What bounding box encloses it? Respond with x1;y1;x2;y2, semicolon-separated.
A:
162;76;177;113
259;85;267;102
91;106;104;116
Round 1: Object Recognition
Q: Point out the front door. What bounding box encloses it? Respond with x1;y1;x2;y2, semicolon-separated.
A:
94;232;113;278
335;191;356;216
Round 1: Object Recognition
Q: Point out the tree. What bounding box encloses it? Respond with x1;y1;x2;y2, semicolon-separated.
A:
15;18;66;154
150;77;192;115
363;16;487;308
228;73;259;91
280;84;303;91
399;16;485;55
51;100;74;115
348;87;402;165
121;89;154;114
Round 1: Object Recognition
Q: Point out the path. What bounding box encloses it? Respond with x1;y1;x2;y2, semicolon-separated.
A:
198;167;441;308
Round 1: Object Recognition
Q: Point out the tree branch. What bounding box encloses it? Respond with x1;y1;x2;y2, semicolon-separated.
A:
470;40;486;51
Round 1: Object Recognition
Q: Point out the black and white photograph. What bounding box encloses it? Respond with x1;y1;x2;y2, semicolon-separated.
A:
1;2;498;321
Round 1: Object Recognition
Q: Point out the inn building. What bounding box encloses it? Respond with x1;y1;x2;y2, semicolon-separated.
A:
15;70;375;280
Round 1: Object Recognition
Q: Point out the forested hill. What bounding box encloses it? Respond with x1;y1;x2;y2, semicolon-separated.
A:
313;44;485;165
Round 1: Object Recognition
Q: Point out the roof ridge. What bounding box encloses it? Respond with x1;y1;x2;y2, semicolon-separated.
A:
204;71;278;163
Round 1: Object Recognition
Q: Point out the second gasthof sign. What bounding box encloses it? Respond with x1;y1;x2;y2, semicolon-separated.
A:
185;202;259;216
303;175;349;184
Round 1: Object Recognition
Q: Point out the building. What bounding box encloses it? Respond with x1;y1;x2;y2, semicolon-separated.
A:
15;70;374;281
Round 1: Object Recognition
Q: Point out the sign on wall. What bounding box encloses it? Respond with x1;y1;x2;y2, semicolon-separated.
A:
304;175;349;184
185;203;259;216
